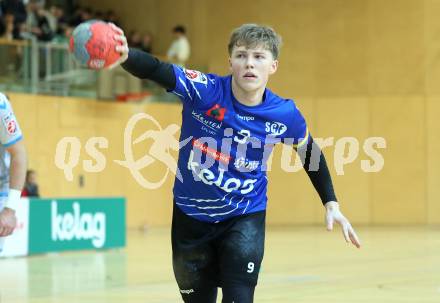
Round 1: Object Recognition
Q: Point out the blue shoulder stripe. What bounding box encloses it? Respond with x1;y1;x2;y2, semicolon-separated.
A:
3;135;23;147
0;100;7;110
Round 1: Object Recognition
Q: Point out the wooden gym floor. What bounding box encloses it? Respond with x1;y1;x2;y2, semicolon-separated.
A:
0;226;439;303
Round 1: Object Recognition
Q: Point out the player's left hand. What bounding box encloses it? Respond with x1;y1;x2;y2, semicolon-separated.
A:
0;207;17;237
325;201;361;248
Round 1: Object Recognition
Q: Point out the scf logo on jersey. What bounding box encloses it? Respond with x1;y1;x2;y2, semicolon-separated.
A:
265;121;287;136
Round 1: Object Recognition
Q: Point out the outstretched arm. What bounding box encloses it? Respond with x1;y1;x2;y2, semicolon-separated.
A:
110;23;219;107
110;24;176;90
296;136;361;248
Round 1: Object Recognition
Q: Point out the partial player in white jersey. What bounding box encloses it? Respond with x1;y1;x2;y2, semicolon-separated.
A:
0;92;27;251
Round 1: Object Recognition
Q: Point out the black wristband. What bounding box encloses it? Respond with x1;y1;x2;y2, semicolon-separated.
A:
121;48;176;90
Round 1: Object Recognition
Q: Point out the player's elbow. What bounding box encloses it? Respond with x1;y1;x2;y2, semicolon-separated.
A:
7;140;27;163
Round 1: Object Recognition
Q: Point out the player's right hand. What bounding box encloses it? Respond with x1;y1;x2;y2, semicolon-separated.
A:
108;23;129;69
0;207;17;237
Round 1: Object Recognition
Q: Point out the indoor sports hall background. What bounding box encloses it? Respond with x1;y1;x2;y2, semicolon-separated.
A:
0;0;438;302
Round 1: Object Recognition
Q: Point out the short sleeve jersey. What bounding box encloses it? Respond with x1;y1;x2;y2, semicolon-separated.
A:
0;93;23;192
170;66;308;223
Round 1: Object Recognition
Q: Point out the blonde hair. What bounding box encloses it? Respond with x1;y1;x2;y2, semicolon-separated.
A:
228;24;282;59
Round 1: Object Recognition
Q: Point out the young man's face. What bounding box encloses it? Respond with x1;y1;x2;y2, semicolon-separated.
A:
173;31;184;39
28;172;37;184
229;44;278;93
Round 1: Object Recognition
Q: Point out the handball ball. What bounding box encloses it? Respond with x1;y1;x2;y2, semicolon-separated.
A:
69;21;121;69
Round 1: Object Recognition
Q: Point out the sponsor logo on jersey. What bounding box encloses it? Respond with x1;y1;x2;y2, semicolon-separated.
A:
200;126;217;135
206;104;226;122
7;120;16;134
192;138;231;164
237;114;255;122
234;157;259;171
2;112;17;134
233;129;251;144
188;150;257;194
180;289;195;294
191;110;222;131
265;121;287;136
184;69;208;85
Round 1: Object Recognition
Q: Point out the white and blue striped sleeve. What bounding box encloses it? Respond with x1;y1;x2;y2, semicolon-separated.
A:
0;93;23;147
169;65;221;108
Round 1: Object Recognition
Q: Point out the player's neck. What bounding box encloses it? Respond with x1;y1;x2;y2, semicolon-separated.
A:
231;79;265;107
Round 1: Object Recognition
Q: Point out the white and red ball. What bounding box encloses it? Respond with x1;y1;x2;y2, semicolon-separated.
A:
69;21;121;69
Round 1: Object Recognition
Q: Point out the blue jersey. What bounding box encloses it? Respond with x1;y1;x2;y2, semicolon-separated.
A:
170;66;309;223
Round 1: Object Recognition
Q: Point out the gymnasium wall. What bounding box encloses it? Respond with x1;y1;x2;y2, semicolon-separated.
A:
38;0;439;226
81;0;439;96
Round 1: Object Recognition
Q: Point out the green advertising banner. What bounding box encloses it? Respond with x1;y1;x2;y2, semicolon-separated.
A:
28;197;126;254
